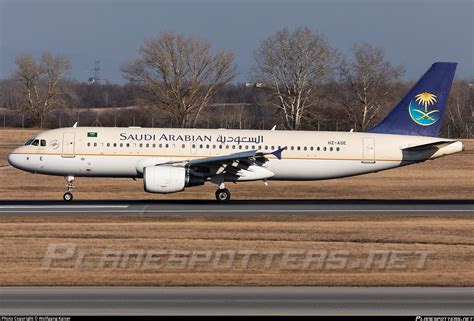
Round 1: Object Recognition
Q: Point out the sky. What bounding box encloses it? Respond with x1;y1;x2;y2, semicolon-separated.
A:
0;0;473;83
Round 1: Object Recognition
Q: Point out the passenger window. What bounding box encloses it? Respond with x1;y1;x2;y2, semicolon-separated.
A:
145;143;149;148
330;147;333;151
297;146;300;151
199;144;203;148
264;146;268;150
182;144;185;148
238;145;242;149
232;145;235;149
336;147;340;151
126;143;130;148
206;144;210;149
290;146;294;150
120;143;123;147
317;147;320;151
94;143;97;147
323;147;327;151
107;143;110;147
304;147;307;151
114;143;117;147
87;143;91;147
165;144;169;148
310;147;314;151
152;144;156;148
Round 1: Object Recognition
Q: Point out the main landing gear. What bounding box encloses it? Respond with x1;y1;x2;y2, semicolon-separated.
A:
63;176;75;201
215;187;231;202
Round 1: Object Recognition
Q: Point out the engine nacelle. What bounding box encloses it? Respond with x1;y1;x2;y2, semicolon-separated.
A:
143;166;204;194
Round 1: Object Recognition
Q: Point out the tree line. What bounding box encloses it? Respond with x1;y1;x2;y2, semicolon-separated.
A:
0;27;472;137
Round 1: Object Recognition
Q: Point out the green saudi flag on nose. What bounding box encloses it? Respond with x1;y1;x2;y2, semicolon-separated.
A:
87;132;98;138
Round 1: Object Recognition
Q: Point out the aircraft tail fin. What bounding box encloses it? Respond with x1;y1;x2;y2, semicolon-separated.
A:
369;62;457;137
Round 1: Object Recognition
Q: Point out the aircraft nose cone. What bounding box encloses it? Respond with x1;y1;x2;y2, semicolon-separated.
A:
7;152;19;168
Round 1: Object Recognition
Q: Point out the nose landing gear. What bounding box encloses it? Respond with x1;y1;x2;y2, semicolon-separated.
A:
63;176;75;201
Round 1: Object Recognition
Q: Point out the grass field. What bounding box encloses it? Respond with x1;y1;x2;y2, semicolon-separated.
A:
0;215;472;286
0;129;473;200
0;129;472;286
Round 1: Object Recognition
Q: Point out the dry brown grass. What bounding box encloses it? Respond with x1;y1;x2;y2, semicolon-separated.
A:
0;215;472;286
0;129;472;200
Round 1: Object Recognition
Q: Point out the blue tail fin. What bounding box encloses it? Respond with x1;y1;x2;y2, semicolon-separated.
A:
369;62;457;137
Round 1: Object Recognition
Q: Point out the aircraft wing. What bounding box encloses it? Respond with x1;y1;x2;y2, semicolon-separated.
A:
157;147;286;181
161;147;286;167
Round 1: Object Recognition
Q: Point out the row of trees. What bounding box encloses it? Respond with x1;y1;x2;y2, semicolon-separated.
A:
0;27;472;137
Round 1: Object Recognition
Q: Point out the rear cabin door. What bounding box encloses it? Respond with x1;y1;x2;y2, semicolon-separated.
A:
62;132;75;158
362;138;375;163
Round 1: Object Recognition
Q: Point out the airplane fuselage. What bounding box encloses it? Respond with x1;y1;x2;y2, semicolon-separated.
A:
8;127;463;181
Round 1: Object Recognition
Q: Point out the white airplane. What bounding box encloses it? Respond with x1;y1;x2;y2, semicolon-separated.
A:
8;62;464;201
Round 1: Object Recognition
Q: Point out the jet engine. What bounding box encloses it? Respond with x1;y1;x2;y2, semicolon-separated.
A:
143;166;204;194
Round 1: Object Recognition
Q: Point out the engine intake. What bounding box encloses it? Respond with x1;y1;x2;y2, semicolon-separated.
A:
143;166;204;194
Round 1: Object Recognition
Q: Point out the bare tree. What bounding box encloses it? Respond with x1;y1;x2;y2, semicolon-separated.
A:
252;27;337;130
338;42;404;131
445;80;473;138
122;32;237;128
13;53;71;127
0;79;23;110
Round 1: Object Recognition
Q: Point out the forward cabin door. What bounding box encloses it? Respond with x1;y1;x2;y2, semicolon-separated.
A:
362;138;375;163
62;132;76;158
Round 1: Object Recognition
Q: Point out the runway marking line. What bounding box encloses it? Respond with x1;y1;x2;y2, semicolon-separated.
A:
0;205;129;209
0;209;473;213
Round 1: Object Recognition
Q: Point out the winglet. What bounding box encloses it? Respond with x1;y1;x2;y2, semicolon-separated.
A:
271;146;287;160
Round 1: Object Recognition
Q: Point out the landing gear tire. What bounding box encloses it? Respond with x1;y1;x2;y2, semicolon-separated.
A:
63;192;73;202
215;188;231;202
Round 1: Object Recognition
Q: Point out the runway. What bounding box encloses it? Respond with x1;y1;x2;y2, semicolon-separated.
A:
0;199;472;216
1;287;472;315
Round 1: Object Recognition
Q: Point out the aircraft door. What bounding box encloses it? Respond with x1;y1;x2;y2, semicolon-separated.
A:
62;132;76;158
362;138;375;163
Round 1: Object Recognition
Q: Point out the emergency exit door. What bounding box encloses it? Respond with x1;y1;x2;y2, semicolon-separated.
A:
362;138;375;163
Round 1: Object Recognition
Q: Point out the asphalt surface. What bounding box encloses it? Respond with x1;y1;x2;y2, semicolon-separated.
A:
1;287;472;315
0;199;472;216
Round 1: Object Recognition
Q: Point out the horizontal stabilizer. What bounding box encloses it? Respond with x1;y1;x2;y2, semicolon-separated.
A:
400;140;456;151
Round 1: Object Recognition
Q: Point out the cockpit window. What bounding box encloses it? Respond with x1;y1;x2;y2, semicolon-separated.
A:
24;139;34;145
40;140;46;147
31;139;39;146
